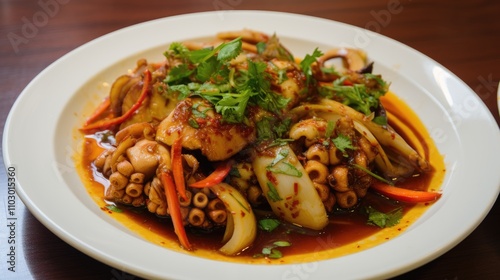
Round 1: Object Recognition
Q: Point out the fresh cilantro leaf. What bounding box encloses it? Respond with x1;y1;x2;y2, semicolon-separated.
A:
214;90;252;123
300;48;323;86
256;41;266;54
364;73;388;91
274;118;291;138
243;60;290;113
269;148;289;166
325;120;335;139
256;117;292;143
332;134;356;156
267;181;282;202
188;118;199;128
217;38;242;62
229;166;241;178
258;218;281;232
267;162;302;177
277;68;288;84
188;37;242;64
188;47;215;64
373;115;388;126
365;206;403;228
168;84;191;99
256;117;274;141
273;241;291;247
259;34;294;62
262;247;272;255
165;42;190;60
319;75;389;115
106;204;123;213
165;64;193;84
268;249;283;259
253;240;291;259
321;65;340;76
195;56;218;82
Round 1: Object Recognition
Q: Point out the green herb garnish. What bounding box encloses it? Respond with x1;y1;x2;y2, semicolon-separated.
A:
258;218;281;232
332;134;356;156
300;48;323;87
106;205;123;213
266;181;282;202
365;206;403;228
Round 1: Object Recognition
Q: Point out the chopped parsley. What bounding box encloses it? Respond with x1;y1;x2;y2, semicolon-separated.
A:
106;204;123;213
258;218;281;232
331;134;356;156
266;181;282;202
365;206;403;228
164;38;290;124
373;115;388;126
269;148;289;166
255;117;292;144
300;48;323;87
318;74;389;115
253;241;291;259
267;162;302;177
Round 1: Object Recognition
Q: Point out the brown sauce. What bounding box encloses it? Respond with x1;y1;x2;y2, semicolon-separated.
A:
77;91;445;262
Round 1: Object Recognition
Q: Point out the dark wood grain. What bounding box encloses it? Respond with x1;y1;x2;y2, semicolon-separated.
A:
1;0;499;279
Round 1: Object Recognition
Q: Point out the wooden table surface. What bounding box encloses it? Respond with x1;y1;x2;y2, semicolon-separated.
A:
1;0;499;279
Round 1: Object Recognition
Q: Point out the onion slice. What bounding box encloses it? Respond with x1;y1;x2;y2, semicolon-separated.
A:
210;183;256;255
252;144;328;230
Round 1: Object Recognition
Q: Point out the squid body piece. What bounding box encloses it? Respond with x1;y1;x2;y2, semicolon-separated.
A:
252;145;328;230
210;183;257;255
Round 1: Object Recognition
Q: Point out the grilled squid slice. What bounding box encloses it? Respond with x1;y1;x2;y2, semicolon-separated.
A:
252;145;328;230
156;98;256;161
318;48;367;72
210;183;256;255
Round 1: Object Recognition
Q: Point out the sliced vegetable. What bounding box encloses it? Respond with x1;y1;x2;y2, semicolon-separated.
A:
189;160;232;188
210;183;256;255
83;97;110;126
365;206;402;228
80;69;152;132
258;218;281;232
371;181;442;203
171;137;187;200
252;145;328;230
160;171;192;250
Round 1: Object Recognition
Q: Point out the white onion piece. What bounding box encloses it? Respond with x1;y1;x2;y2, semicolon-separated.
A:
210;183;256;255
252;145;328;230
289;99;429;173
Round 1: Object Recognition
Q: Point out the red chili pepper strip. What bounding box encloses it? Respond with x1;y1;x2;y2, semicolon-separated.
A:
189;160;232;188
83;97;111;126
171;137;187;200
342;79;353;86
160;171;192;250
371;181;442;203
80;69;152;132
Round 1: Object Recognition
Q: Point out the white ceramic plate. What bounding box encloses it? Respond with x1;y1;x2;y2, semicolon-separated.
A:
4;11;500;279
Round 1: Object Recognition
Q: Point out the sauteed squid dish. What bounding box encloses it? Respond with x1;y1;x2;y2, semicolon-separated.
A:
78;30;444;259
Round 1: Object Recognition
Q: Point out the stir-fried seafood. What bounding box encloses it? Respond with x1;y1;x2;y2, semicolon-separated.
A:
81;29;441;256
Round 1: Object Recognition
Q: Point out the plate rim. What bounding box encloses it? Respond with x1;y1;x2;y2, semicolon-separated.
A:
3;10;500;280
